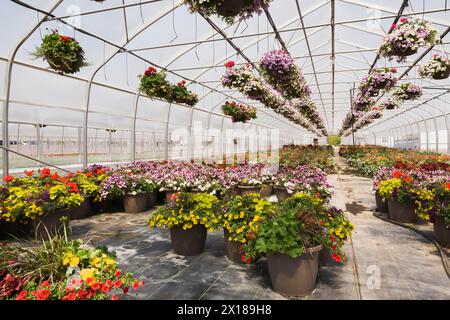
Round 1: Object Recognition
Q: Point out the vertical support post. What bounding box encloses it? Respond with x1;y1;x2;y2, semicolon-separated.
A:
78;127;82;163
36;125;42;164
424;120;429;151
446;114;450;155
164;103;172;161
108;130;112;162
131;93;140;163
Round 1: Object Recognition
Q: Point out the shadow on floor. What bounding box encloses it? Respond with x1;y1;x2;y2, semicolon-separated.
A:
345;202;368;215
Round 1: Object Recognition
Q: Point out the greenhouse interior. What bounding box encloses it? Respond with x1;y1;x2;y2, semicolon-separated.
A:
0;0;449;304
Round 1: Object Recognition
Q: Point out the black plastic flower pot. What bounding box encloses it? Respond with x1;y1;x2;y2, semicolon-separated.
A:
375;192;389;214
0;220;32;239
31;209;71;240
387;199;417;223
146;190;158;209
267;245;322;297
123;193;147;213
274;187;289;202
223;229;244;264
392;46;417;57
433;216;450;248
237;185;262;196
170;224;207;256
70;196;92;220
318;247;331;267
432;67;450;80
215;0;243;17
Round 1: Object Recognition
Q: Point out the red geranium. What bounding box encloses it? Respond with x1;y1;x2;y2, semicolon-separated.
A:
16;290;28;300
399;17;408;22
111;294;119;300
33;289;51;300
3;176;14;183
24;170;34;177
62;293;77;300
224;61;235;68
59;35;72;42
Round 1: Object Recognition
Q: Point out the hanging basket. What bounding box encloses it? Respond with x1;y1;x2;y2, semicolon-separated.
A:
392;46;417;57
215;0;244;17
432;67;450;80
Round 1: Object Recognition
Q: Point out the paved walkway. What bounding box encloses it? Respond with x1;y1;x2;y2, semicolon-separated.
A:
69;153;450;300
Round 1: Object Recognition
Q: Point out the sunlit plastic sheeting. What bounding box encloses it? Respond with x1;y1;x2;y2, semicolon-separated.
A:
136;97;170;124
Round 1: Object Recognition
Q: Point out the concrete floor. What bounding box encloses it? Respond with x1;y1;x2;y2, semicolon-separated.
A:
69;154;450;300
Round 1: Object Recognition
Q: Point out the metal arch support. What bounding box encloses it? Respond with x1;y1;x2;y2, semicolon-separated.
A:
131;92;141;163
2;0;63;178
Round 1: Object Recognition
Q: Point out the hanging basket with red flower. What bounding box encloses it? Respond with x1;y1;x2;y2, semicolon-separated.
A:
359;67;398;97
183;0;272;25
171;80;199;106
378;17;440;63
138;66;173;102
222;101;257;123
33;30;88;74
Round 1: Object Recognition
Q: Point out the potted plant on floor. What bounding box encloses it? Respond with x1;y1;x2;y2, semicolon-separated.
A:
221;193;275;263
428;181;450;247
82;164;111;214
378;170;418;223
69;173;100;220
244;193;325;296
419;54;450;80
378;17;440;63
373;167;393;214
32;30;88;74
148;192;221;256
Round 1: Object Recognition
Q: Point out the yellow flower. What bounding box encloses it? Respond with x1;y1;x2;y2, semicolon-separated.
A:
63;252;80;267
91;256;101;268
80;268;97;281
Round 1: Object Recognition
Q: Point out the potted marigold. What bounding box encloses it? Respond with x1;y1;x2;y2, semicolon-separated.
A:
392;83;423;101
419;54;450;80
221;101;257;123
221;194;275;263
244;193;325;296
33;30;88;74
378;170;418;223
378;17;440;62
148;193;221;256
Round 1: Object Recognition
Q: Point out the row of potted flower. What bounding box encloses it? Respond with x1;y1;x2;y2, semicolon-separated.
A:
373;165;449;247
279;144;337;174
148;191;354;296
0;231;143;300
339;145;450;178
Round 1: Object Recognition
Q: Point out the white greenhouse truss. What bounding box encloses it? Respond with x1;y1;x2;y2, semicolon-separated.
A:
0;0;449;179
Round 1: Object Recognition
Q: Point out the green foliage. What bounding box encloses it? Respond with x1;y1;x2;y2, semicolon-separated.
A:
33;30;87;74
327;135;341;146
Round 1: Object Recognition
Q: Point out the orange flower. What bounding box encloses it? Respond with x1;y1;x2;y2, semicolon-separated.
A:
443;182;450;190
24;170;34;177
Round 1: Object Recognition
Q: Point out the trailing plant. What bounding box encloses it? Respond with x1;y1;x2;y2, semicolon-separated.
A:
171;80;199;106
138;66;173;101
359;67;398;97
222;101;257;123
392;82;423;101
33;30;88;74
378;17;440;63
419;54;450;80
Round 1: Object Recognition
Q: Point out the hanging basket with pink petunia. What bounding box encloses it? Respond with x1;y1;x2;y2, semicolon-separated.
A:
419;54;450;80
392;83;423;101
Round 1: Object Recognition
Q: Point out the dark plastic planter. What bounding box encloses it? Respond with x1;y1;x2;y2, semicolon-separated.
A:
223;229;244;264
432;67;450;80
393;46;417;57
260;184;273;198
387;199;417;223
146;191;158;209
237;185;262;196
319;247;331;267
170;224;207;256
274;187;289;202
71;196;92;220
375;192;389;214
90;198;123;213
215;0;244;17
267;245;322;297
32;209;71;239
433;216;450;248
123;193;147;213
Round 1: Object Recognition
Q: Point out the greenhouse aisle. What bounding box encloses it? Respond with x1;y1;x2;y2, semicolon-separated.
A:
329;151;450;300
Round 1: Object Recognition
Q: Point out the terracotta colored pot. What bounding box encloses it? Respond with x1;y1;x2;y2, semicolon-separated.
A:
237;185;262;196
170;224;207;256
433;216;450;248
224;229;244;264
260;184;273;198
71;196;92;220
32;209;71;240
375;192;389;214
123;193;147;213
387;199;417;223
146;191;158;209
267;245;322;296
165;190;179;205
274;187;290;202
215;0;244;17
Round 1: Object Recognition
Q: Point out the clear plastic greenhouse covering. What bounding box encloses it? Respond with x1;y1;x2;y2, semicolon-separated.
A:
0;0;449;177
